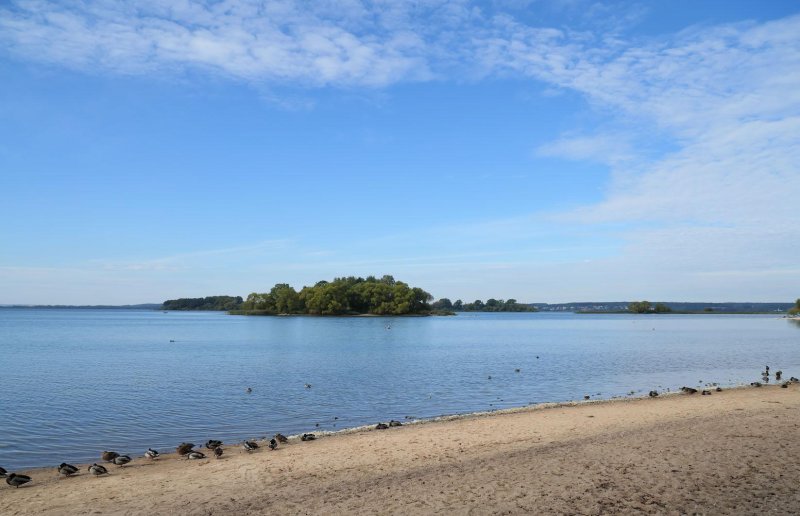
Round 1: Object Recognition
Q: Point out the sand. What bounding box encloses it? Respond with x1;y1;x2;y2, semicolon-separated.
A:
2;384;799;515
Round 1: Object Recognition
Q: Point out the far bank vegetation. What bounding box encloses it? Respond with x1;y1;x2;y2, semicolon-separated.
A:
234;275;433;316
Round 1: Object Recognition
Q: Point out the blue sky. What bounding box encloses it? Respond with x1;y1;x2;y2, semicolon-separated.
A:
1;0;799;305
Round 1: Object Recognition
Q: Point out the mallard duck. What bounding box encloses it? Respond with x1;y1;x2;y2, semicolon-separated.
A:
242;441;259;452
389;420;402;427
0;467;7;478
6;473;32;488
375;423;389;430
176;443;195;455
57;463;78;476
145;448;160;460
301;433;316;441
88;463;108;476
101;451;119;462
274;433;288;443
112;455;132;466
213;446;223;459
205;440;223;450
268;438;278;451
186;451;206;460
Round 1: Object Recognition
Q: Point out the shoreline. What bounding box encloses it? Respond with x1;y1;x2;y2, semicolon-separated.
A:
3;380;765;473
3;383;799;514
1;380;782;473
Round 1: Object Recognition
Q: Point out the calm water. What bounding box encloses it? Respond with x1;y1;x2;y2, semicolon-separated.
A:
0;308;798;470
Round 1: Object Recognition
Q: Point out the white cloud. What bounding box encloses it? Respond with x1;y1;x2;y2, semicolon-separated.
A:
2;2;798;300
0;0;448;86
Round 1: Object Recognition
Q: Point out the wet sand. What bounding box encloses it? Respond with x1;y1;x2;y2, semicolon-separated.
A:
2;384;799;515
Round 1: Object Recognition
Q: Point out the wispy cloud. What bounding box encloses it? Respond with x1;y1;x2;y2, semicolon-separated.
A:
0;0;452;86
2;2;798;301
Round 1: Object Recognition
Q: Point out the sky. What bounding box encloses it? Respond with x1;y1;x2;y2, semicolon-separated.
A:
1;0;799;305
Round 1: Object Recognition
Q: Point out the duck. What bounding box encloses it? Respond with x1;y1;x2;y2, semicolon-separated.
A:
145;448;160;460
242;441;259;452
57;463;79;476
268;438;278;451
88;463;108;476
375;423;389;430
6;473;32;488
0;466;6;478
205;440;223;450
246;387;252;394
304;383;312;389
214;446;223;459
389;420;403;427
101;451;120;462
186;451;206;460
176;443;195;455
301;433;316;441
274;433;288;443
112;455;132;466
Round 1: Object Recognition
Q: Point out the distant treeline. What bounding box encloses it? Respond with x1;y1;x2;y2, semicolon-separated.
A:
432;298;537;312
235;275;433;316
534;301;796;313
162;296;244;311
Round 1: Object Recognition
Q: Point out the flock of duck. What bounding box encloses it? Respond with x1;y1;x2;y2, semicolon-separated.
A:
0;432;307;489
1;418;409;490
3;365;795;491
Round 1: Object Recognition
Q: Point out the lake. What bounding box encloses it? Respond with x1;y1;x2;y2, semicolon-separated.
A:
0;308;797;470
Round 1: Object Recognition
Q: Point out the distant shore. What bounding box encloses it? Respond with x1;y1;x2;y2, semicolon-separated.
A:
3;384;799;515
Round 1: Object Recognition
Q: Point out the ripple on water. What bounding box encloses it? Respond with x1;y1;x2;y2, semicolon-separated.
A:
0;309;798;469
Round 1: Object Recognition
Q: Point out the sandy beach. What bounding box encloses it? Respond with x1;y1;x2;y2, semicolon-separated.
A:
2;384;799;515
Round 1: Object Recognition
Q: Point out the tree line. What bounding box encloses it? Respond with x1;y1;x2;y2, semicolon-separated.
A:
162;296;244;311
236;275;433;316
627;301;672;313
431;298;536;312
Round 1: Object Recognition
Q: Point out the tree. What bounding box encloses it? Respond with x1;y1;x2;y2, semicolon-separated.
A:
628;301;652;313
789;298;800;316
654;303;672;313
432;298;453;310
270;283;302;314
453;299;463;310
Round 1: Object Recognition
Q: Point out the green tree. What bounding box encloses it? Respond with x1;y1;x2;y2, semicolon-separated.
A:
789;298;800;316
628;301;652;313
270;283;302;314
654;303;672;313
